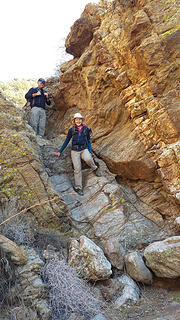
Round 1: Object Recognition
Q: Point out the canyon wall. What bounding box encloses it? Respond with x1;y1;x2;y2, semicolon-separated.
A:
49;0;180;220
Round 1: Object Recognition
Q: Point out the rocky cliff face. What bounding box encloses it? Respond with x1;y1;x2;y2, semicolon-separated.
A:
0;93;68;233
51;0;180;221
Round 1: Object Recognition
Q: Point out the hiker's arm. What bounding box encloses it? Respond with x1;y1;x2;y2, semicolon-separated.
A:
25;88;34;100
25;88;40;99
88;138;92;153
44;92;51;105
87;129;92;153
58;129;72;153
53;152;61;157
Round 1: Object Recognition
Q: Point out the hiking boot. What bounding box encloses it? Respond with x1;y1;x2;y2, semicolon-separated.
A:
74;187;84;196
94;168;102;177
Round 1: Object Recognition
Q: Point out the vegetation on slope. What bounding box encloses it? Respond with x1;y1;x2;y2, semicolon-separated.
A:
0;79;36;107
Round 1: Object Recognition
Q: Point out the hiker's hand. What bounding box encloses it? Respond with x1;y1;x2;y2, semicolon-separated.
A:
33;91;41;97
52;152;61;157
44;93;48;98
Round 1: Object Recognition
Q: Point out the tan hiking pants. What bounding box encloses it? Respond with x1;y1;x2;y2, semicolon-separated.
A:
71;149;97;189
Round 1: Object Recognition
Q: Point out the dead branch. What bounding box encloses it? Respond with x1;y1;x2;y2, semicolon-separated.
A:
0;196;63;227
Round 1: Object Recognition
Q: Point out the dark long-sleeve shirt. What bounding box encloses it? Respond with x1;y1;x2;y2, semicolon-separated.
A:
59;125;92;153
25;87;51;109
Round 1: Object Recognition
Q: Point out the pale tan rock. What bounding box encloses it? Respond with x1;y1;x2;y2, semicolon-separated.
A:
53;171;170;251
125;251;153;284
0;234;28;265
103;238;125;270
93;208;126;240
69;235;112;281
144;236;180;278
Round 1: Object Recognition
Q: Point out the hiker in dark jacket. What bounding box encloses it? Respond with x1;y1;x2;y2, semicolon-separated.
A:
25;78;51;137
52;112;102;195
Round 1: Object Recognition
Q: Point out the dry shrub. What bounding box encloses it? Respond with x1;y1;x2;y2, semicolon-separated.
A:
0;199;34;312
0;198;34;246
43;259;101;320
0;249;17;308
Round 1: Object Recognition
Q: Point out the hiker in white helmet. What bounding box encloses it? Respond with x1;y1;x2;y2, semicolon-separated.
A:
52;112;102;195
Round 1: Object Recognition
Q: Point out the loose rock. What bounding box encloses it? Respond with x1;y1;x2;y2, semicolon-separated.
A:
144;236;180;278
69;235;112;281
125;251;153;284
114;274;140;308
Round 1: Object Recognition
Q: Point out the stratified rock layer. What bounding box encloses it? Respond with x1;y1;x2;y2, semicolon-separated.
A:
52;0;180;220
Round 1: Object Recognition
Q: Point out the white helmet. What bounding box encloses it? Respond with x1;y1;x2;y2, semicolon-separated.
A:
73;112;84;120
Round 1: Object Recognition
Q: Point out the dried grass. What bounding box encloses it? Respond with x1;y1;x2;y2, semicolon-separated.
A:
43;259;101;320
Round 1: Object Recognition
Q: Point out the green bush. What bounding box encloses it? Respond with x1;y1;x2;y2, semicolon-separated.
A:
0;78;36;108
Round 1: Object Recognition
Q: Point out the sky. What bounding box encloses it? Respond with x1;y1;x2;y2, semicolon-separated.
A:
0;0;99;82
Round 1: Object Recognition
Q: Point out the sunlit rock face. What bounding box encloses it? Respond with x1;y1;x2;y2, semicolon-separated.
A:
51;0;180;219
65;4;101;57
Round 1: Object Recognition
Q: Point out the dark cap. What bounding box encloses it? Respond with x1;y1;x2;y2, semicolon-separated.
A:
38;78;45;85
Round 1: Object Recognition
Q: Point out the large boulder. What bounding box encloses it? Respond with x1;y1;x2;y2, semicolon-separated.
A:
144;236;180;278
69;235;112;281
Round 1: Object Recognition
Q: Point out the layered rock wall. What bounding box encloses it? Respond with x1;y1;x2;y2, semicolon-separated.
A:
52;0;180;219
